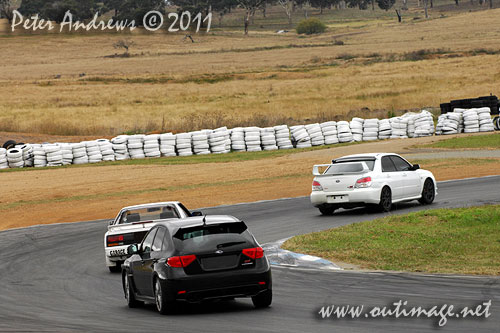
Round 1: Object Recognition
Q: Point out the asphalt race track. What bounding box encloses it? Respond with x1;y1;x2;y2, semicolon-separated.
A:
0;176;499;332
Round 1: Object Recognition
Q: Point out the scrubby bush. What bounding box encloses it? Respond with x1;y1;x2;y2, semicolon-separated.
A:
296;18;326;35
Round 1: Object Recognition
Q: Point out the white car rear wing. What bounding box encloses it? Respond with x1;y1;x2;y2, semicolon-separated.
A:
312;161;369;176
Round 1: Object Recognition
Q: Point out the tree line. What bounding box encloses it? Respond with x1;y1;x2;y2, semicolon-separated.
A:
0;0;494;34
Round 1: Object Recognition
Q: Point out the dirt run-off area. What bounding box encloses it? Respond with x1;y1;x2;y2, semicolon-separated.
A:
1;133;499;231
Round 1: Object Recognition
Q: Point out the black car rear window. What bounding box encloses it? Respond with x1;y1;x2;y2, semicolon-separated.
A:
174;222;247;241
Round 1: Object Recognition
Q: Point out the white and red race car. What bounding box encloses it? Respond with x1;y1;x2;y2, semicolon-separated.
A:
104;201;202;272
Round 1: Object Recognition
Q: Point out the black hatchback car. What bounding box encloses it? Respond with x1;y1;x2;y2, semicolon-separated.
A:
122;215;272;314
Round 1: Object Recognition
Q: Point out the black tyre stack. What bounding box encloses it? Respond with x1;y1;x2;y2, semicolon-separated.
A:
440;95;499;115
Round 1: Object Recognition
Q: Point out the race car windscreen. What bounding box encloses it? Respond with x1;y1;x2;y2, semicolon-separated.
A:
174;222;248;241
324;161;373;175
119;205;179;224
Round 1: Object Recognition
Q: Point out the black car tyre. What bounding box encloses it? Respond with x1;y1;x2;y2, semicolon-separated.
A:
2;140;16;150
252;289;272;308
124;274;141;308
155;278;175;315
378;186;392;212
319;206;336;216
418;178;435;205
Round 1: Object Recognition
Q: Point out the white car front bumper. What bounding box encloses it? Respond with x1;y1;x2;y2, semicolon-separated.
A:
310;187;382;207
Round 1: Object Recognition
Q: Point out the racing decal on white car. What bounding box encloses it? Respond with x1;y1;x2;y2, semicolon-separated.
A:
110;249;126;257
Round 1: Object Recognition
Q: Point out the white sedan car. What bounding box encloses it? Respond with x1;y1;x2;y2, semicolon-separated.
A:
310;153;437;215
104;201;202;272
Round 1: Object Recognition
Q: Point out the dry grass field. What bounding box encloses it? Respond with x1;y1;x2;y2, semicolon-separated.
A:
1;5;500;136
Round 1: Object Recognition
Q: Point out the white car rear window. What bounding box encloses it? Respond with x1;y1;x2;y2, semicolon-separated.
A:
325;161;374;174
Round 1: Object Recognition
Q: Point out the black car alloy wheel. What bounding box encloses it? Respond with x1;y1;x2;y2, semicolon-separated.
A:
155;279;163;313
379;187;392;212
419;179;435;205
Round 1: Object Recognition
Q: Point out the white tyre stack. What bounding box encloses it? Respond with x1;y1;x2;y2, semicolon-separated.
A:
96;139;115;161
260;127;278;151
477;107;495;132
320;121;339;145
159;133;177;157
274;125;293;149
209;128;230;154
337;121;353;143
462;109;480;133
32;144;47;168
305;123;325;146
72;142;88;164
413;111;435;137
192;131;210;155
435;114;445;135
85;141;103;163
378;119;392;139
128;135;145;159
111;135;130;160
143;135;161;158
453;108;466;133
362;118;379;141
0;148;8;169
19;144;34;167
6;147;24;168
244;127;262;152
230;128;246;152
223;128;232;153
44;144;63;167
390;117;408;139
441;113;460;135
290;125;312;148
349;118;364;142
406;115;415;138
176;133;193;156
58;143;74;165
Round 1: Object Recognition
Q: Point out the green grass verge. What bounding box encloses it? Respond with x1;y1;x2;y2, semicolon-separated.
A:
0;141;363;173
283;205;500;275
421;133;500;149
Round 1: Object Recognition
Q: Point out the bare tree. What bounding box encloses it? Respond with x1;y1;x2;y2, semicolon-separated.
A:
113;39;135;55
395;8;402;22
301;1;313;18
237;0;266;35
278;0;294;26
424;0;428;18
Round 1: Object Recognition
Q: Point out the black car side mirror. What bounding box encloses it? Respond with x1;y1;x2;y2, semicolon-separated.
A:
191;211;203;216
410;164;420;171
127;244;139;255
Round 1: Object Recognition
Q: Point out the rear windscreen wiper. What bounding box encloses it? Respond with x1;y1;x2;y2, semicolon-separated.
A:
216;241;245;249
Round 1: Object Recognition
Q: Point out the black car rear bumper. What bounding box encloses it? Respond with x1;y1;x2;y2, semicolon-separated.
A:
161;269;272;303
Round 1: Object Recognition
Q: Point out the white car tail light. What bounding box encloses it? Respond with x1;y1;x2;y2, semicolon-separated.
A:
312;180;323;191
355;176;372;188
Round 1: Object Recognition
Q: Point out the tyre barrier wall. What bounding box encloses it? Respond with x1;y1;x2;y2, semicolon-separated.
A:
436;107;495;135
0;109;496;169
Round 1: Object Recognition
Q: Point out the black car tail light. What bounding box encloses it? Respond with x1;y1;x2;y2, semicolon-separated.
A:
167;255;197;268
242;247;264;259
107;235;124;247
